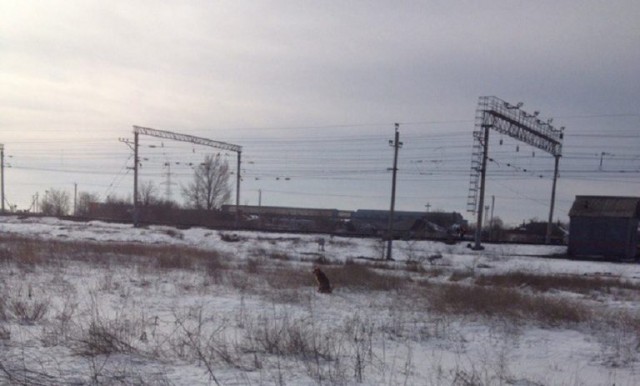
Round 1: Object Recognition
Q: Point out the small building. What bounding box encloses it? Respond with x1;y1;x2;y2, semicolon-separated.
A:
568;196;640;260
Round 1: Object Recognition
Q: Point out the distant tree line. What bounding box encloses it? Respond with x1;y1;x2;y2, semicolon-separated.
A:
39;153;232;216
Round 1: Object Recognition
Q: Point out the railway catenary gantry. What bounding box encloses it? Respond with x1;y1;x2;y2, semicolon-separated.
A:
467;96;564;249
130;126;242;227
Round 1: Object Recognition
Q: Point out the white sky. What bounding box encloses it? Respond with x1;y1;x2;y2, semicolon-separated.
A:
1;0;639;225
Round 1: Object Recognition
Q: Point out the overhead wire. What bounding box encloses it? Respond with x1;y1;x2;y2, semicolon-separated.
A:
3;114;638;213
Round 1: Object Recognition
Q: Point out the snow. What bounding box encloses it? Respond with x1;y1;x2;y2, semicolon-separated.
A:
1;215;640;385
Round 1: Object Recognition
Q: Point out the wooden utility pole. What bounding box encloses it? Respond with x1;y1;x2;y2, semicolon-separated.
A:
386;123;402;260
545;154;561;244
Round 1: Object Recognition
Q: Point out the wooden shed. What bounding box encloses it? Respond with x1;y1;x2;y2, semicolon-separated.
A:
568;196;640;260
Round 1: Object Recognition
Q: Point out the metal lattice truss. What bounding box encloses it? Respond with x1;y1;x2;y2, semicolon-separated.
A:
480;97;563;156
466;96;564;213
133;125;242;153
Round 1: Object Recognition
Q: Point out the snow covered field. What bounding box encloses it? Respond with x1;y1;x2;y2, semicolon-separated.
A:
1;216;640;385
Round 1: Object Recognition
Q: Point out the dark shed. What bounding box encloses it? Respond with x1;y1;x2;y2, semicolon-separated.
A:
568;196;640;259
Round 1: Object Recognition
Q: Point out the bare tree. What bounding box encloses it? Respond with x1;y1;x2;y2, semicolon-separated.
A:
76;192;100;217
139;180;159;207
41;189;71;216
182;154;231;210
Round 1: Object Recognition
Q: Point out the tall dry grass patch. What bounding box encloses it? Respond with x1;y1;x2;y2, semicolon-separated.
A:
427;282;592;326
263;265;312;290
0;234;228;275
324;261;409;291
475;271;640;295
0;235;45;267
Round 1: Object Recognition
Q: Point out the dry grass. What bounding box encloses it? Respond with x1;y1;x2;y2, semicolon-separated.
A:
448;269;476;282
475;271;640;295
0;233;228;274
324;261;409;291
227;256;410;301
242;313;337;361
263;266;312;290
426;282;592;326
0;298;6;322
1;232;640;384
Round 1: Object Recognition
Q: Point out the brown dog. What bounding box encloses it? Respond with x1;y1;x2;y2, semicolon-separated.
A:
313;267;332;294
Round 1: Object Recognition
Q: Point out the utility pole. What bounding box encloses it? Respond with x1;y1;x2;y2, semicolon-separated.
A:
386;123;402;261
599;152;612;171
162;161;176;201
484;205;490;228
236;151;242;228
490;195;495;241
473;125;489;250
133;131;140;227
0;144;4;213
32;193;38;213
545;154;561;244
118;135;140;226
73;183;78;216
258;189;262;207
425;202;431;213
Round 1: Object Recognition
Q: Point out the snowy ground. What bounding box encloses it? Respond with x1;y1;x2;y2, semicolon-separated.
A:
1;216;639;385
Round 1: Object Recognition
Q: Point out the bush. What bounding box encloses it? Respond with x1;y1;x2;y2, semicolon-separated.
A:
77;321;136;356
243;313;337;361
10;299;49;325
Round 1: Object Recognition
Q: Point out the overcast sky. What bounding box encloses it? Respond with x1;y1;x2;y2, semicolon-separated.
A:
1;0;639;225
